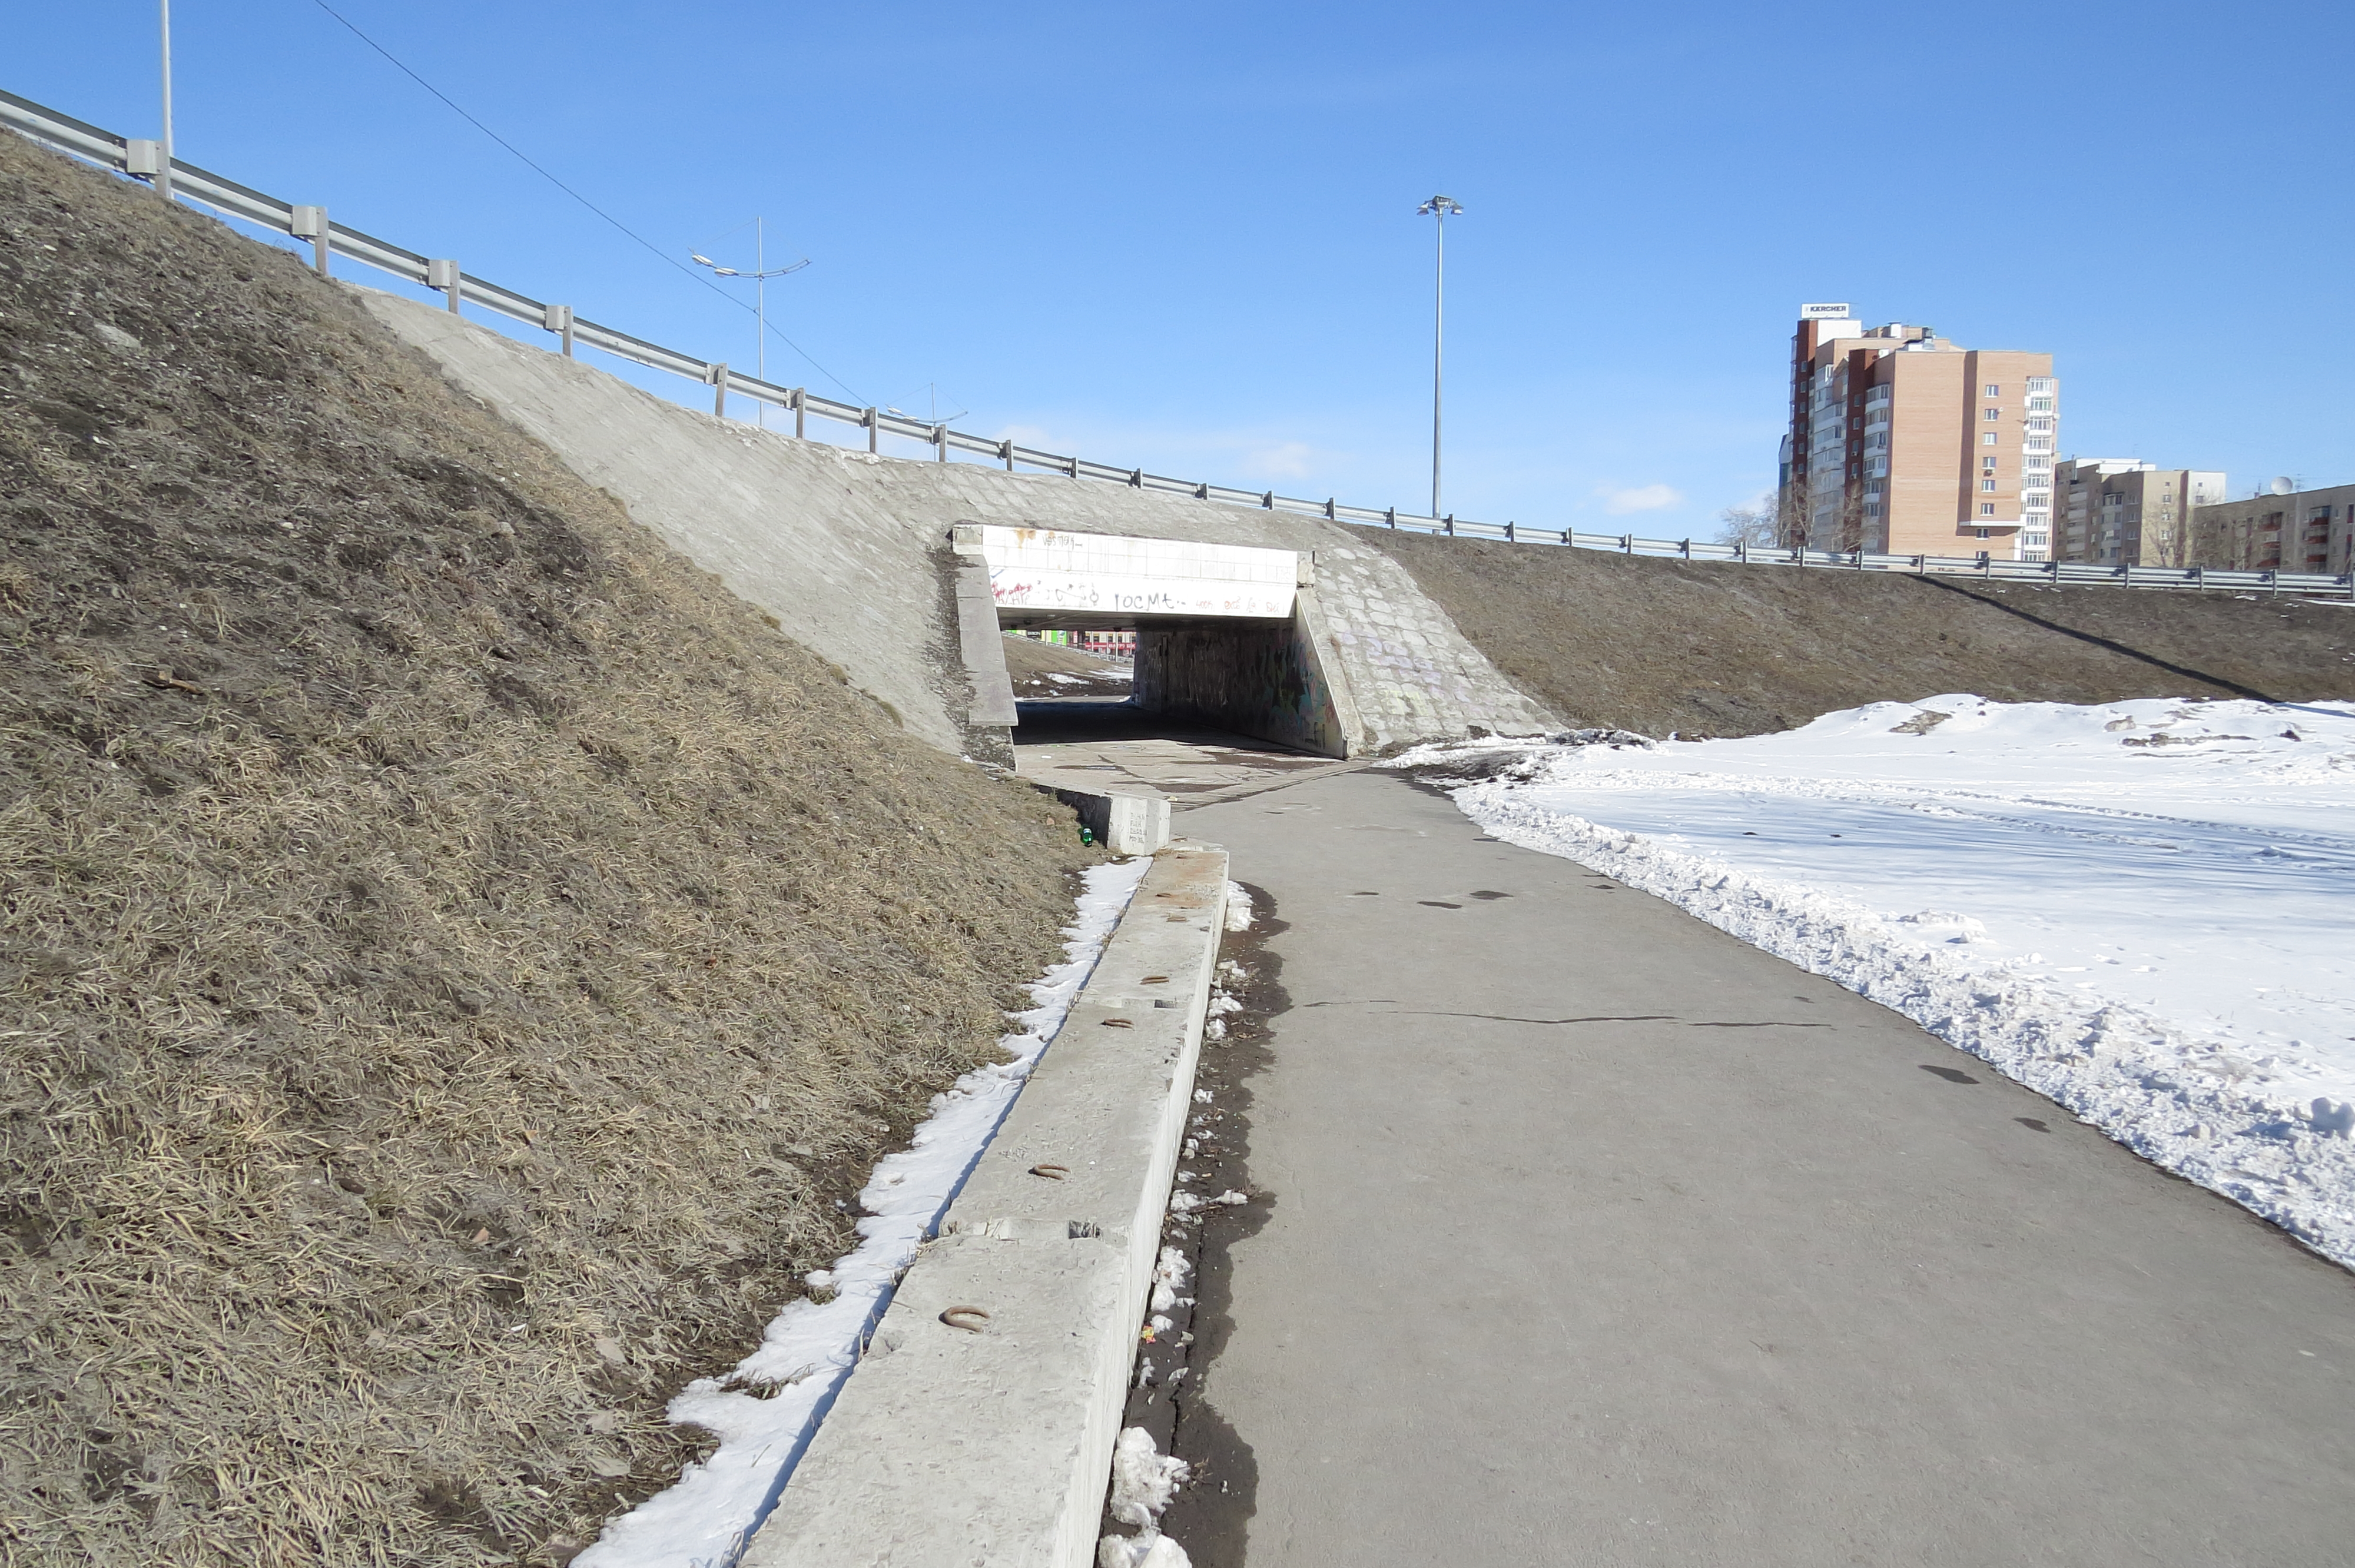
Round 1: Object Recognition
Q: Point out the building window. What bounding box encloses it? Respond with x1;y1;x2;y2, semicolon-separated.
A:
1984;408;2001;421
1983;457;1999;471
1981;503;1997;516
1981;478;1998;491
2027;397;2054;412
1984;384;2000;397
1977;528;1992;539
1983;433;1999;445
2025;377;2054;394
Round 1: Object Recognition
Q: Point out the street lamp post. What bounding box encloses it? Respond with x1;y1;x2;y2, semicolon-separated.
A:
1417;195;1463;521
157;0;174;204
691;217;808;428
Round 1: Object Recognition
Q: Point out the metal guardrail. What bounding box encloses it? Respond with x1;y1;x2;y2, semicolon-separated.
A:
7;87;2349;602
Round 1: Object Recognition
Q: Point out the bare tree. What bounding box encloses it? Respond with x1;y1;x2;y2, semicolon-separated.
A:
1714;501;1779;548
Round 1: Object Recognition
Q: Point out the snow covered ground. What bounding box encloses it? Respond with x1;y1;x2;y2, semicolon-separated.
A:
578;856;1154;1568
1404;696;2355;1267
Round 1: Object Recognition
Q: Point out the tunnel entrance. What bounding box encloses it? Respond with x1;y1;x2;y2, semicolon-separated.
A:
979;524;1351;760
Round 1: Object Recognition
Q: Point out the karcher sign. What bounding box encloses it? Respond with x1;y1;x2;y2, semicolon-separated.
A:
1800;303;1852;319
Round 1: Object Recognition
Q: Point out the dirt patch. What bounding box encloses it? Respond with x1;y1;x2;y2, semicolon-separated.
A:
1000;634;1134;700
0;131;1092;1566
1100;889;1282;1567
1365;531;2355;738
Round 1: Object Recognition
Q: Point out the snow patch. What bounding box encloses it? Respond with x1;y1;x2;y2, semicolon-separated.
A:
1097;1428;1192;1568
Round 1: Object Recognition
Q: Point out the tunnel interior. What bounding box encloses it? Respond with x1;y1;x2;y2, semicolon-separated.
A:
994;604;1348;762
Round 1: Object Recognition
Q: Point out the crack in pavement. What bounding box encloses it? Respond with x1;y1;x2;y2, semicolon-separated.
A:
1300;999;1833;1028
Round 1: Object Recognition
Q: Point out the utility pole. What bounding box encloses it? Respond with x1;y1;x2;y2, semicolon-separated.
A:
157;0;174;204
1418;195;1463;520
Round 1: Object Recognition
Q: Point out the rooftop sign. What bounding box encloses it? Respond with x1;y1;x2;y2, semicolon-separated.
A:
1800;303;1852;320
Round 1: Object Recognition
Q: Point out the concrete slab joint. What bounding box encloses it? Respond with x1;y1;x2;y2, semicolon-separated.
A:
745;845;1231;1568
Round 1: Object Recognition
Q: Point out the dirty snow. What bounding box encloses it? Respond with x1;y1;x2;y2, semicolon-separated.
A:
1404;696;2355;1266
577;855;1155;1568
1096;1429;1192;1567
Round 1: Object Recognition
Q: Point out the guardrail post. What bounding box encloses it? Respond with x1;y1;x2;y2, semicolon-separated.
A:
1978;552;1992;576
1130;467;1142;487
1735;539;1747;564
1505;521;1517;543
1001;439;1013;471
125;138;161;178
1679;538;1690;559
1263;491;1275;510
1196;483;1209;499
866;408;878;454
1623;534;1634;554
1561;527;1574;546
2048;559;2059;584
542;303;573;357
938;425;950;463
426;258;461;313
1067;456;1079;480
711;363;728;417
791;389;805;438
1386;508;1397;529
1852;549;1864;570
1441;514;1454;534
1326;499;1336;520
290;205;329;274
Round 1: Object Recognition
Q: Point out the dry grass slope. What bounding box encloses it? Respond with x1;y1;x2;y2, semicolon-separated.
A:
1367;531;2355;738
0;132;1090;1565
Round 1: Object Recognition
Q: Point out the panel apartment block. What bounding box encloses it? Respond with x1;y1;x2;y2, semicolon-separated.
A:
2192;482;2355;575
2049;460;2227;568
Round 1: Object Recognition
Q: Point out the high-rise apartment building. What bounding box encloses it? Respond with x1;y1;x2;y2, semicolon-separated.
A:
2048;461;2225;567
1777;305;2057;559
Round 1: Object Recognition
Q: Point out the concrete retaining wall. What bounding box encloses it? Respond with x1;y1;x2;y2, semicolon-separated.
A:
362;292;1557;756
742;845;1229;1567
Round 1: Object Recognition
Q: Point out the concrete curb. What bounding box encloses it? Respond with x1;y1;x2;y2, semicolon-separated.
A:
744;844;1230;1568
1049;787;1173;855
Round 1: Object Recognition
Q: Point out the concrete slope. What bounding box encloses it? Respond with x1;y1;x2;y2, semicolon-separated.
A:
1169;769;2355;1567
363;293;1554;756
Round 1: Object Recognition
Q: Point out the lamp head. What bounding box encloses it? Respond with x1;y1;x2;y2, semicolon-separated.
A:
1417;195;1464;217
690;253;714;266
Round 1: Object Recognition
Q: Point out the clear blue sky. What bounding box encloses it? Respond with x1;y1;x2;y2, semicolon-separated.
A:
14;2;2351;531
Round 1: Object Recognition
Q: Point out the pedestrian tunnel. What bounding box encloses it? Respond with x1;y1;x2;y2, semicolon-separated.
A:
950;523;1350;759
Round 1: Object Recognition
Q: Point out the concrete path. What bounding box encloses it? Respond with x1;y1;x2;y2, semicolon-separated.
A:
1012;700;1343;801
1176;769;2355;1567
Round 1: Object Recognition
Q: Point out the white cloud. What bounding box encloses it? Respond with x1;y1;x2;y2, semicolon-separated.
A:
1598;482;1683;515
1244;441;1316;481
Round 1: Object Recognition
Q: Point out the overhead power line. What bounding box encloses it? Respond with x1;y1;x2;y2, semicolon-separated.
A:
306;0;864;403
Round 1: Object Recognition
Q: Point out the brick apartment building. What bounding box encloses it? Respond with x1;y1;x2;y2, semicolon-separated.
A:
1778;305;2057;559
2048;460;2227;567
2191;482;2355;575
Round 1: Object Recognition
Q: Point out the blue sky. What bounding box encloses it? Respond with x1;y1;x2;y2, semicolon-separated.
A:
14;2;2351;533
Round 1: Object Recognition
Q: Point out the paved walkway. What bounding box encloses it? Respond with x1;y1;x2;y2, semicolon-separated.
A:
1177;769;2355;1567
1011;700;1343;801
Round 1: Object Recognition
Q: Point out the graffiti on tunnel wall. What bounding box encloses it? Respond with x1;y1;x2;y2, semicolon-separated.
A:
1133;609;1345;758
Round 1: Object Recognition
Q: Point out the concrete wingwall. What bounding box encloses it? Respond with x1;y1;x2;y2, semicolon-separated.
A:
361;293;1557;757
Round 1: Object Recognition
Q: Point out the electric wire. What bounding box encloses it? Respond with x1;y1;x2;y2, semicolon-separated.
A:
306;0;864;402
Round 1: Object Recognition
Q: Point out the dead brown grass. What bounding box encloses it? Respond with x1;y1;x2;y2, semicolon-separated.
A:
0;130;1090;1565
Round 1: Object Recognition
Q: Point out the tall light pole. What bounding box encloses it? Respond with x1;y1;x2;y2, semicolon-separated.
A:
157;0;174;204
1418;195;1463;520
691;217;808;428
